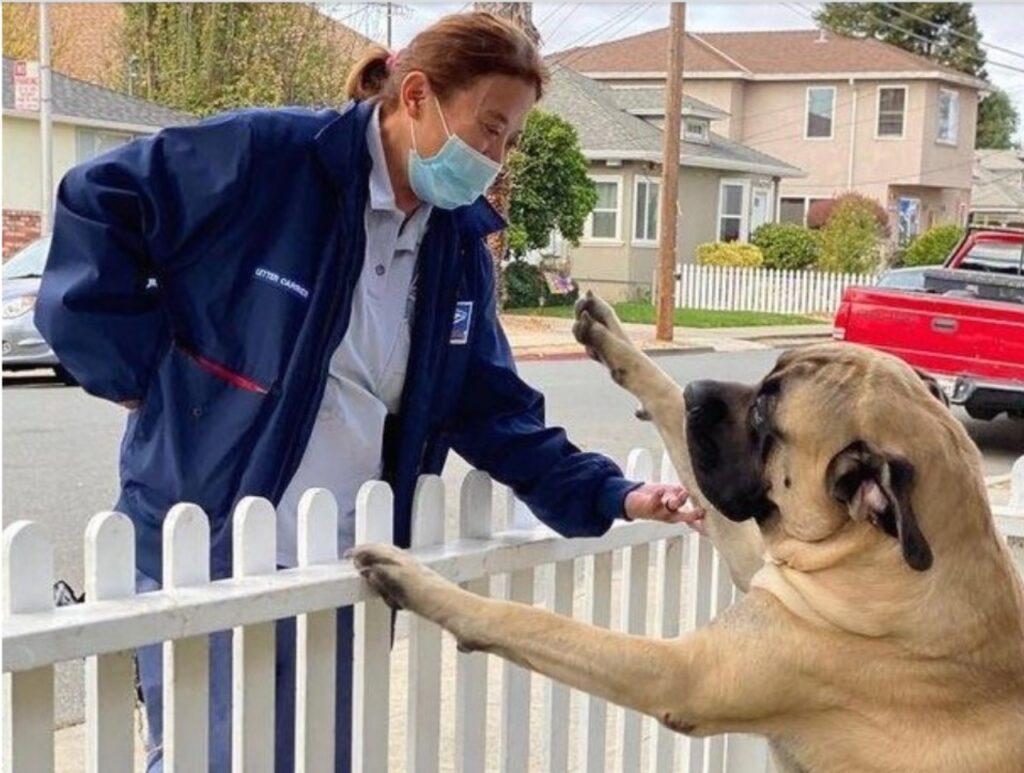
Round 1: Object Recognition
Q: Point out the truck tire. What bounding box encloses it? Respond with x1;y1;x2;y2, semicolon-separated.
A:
965;404;999;421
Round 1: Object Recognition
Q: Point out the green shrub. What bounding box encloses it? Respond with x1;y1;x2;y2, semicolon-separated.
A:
817;197;884;274
751;223;821;270
808;192;890;236
696;242;764;268
902;224;964;267
502;260;546;309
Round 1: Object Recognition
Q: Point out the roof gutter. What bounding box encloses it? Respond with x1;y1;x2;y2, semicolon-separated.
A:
583;149;806;178
3;108;187;134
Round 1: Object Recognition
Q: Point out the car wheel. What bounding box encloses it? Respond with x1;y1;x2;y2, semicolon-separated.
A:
54;364;78;386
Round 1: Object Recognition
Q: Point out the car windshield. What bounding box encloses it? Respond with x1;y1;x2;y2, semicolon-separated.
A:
959;239;1024;275
2;237;52;280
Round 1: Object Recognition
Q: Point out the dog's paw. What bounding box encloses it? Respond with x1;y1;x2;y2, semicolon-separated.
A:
349;544;456;617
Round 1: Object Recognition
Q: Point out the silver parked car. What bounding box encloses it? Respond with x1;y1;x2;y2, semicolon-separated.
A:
2;236;76;384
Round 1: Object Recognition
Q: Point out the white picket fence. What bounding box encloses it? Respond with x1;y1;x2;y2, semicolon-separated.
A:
665;264;878;316
4;451;1022;773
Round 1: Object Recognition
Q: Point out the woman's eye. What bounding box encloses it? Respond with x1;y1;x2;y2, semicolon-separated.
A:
486;124;502;137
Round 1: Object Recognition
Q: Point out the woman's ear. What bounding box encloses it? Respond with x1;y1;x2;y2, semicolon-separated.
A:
400;71;430;120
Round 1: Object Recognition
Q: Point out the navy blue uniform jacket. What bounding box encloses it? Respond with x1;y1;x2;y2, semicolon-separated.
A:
36;100;637;581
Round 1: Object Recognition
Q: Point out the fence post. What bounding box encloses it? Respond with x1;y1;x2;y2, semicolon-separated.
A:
232;498;278;773
455;471;493;773
296;489;339;773
502;490;535;772
579;549;613;773
163;504;212;773
352;482;395;773
84;512;136;773
3;521;55;773
407;476;445;773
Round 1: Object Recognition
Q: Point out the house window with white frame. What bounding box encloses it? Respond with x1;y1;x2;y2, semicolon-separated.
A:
805;86;835;139
877;86;907;138
586;178;621;240
633;177;660;244
76;128;134;163
718;180;747;242
683;118;709;143
937;88;959;144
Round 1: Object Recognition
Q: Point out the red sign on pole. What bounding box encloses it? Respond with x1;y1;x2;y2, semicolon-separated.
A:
14;60;41;112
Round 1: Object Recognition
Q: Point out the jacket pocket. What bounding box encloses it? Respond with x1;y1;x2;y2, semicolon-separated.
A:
120;345;272;508
177;344;270;394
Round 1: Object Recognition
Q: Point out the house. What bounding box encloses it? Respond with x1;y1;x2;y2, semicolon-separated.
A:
540;66;802;301
551;28;988;246
971;150;1024;227
2;57;195;257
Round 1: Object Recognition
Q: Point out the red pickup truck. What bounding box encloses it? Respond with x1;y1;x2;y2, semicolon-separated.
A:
833;227;1024;421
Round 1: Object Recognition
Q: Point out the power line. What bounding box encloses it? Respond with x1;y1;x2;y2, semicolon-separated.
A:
883;3;1024;64
542;3;582;47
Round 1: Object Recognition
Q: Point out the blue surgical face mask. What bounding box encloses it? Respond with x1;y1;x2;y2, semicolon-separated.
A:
408;97;502;210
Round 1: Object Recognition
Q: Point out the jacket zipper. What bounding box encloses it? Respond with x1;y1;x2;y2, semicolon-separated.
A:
180;346;269;395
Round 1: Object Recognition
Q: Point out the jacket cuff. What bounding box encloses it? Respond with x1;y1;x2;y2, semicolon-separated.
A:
596;477;644;524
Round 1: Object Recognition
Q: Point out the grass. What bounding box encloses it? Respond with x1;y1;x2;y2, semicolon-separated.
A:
504;302;820;328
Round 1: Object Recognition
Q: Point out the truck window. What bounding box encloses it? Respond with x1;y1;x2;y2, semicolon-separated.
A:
958;240;1024;276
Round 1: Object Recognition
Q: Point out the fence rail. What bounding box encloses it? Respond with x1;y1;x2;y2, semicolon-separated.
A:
661;264;877;316
4;450;1022;773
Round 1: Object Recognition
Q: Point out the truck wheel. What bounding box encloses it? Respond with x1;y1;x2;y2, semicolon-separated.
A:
54;365;78;387
965;405;999;421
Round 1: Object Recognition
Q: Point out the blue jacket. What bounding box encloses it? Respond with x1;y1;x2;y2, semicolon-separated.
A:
36;101;638;581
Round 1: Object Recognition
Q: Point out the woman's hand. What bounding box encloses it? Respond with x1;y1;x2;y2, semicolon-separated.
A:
624;483;706;534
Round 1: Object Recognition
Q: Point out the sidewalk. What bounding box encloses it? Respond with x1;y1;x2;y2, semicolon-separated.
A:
501;313;834;360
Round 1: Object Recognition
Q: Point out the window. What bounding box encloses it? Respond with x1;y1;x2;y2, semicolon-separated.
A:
76;128;133;163
718;180;748;242
877;86;907;138
633;177;660;244
586;178;621;240
937;88;959;144
779;197;806;225
805;86;835;139
683;118;709;143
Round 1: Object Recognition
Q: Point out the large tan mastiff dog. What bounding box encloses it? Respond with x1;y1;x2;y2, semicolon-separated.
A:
352;292;1024;772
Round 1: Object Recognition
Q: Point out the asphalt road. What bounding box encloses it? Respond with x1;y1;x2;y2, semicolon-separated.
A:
4;350;1022;725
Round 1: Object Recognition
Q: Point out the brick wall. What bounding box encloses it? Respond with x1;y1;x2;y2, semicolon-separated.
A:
3;210;42;260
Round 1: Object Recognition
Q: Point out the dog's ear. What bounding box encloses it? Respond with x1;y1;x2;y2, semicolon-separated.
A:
913;369;950;408
826;441;933;571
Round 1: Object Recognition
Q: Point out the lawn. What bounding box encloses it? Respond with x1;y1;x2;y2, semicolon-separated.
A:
504;302;820;328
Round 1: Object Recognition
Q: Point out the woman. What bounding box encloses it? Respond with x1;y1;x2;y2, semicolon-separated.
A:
36;12;701;772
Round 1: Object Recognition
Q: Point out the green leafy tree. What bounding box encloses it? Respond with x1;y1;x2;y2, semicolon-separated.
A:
818;196;885;274
505;109;598;258
976;89;1020;149
120;3;362;117
815;3;987;77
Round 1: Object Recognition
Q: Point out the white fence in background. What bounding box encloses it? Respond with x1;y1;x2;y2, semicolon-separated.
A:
660;264;878;316
4;451;1023;773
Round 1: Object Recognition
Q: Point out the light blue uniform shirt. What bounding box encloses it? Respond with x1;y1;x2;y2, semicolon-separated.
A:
277;106;432;566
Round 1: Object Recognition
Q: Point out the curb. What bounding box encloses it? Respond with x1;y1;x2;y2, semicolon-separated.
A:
513;344;715;362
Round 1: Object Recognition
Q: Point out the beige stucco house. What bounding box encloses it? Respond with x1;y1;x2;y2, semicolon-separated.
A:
541;67;803;301
552;28;988;247
2;57;195;258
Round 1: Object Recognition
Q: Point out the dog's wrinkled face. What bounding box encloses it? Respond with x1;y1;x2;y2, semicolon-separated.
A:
685;344;950;571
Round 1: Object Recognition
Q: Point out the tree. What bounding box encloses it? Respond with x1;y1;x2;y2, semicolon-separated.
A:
505;109;597;260
2;4;71;68
977;89;1020;149
473;3;540;303
119;4;363;117
815;3;987;78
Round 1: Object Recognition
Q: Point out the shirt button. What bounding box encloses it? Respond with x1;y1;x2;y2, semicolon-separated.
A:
375;264;385;276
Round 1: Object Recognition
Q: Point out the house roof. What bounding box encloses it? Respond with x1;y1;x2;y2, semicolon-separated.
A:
606;85;728;120
549;28;987;89
542;67;803;178
3;56;196;131
976;149;1024;173
972;165;1024;212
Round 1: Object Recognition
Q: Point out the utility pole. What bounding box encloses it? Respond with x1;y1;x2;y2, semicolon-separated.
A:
39;2;54;235
386;2;393;49
656;3;685;342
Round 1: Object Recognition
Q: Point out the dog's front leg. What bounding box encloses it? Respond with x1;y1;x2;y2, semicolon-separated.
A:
573;293;765;589
351;545;817;737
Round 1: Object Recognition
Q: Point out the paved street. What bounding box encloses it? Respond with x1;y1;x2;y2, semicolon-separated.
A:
4;350;1022;727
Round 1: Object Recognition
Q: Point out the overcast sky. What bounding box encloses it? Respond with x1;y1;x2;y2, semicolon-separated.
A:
330;2;1024;143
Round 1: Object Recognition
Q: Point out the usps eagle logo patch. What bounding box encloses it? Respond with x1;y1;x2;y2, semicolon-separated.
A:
450;301;473;345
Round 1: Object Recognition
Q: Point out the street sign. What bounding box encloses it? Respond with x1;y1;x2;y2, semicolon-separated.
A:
13;60;40;112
